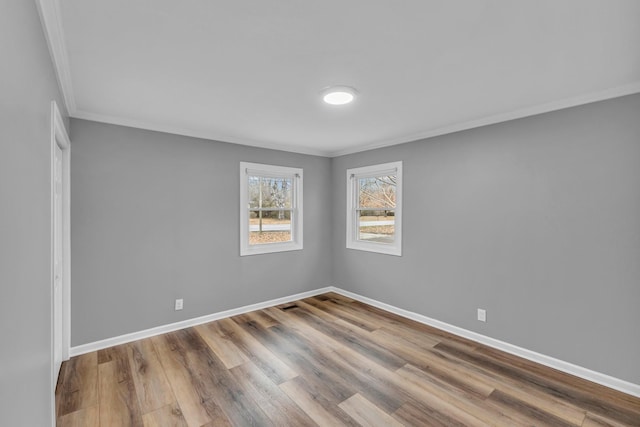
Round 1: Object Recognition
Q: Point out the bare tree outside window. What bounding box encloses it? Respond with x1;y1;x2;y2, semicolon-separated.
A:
346;161;402;256
357;175;396;243
248;176;293;245
240;162;303;256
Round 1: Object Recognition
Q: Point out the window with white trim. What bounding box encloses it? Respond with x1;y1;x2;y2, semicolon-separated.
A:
346;161;402;256
240;162;303;256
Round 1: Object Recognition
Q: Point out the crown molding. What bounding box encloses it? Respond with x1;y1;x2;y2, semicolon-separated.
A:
36;0;76;114
328;82;640;157
71;109;332;157
73;80;640;159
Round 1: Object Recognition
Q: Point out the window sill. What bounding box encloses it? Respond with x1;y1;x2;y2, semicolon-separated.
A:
346;241;401;256
240;241;303;256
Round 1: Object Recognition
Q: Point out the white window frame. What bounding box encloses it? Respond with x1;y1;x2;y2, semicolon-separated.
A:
240;162;303;256
346;161;402;256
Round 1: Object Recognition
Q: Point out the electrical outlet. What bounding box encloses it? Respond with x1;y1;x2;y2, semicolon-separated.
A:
175;298;183;311
477;308;486;322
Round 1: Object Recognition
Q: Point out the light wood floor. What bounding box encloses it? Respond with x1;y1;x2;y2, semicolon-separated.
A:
56;292;640;426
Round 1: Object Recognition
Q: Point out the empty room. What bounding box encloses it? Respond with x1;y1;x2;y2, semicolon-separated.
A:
2;0;640;426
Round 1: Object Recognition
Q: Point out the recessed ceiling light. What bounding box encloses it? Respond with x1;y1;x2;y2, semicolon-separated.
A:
321;86;357;105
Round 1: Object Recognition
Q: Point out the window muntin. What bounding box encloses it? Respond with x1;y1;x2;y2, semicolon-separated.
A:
240;162;303;256
347;162;402;256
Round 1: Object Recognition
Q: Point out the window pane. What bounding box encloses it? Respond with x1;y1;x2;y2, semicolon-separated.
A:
248;176;292;209
358;175;396;209
249;210;292;245
358;210;395;243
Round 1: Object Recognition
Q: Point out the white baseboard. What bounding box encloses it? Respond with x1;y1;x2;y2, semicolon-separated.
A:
70;287;332;357
70;284;640;398
329;286;640;398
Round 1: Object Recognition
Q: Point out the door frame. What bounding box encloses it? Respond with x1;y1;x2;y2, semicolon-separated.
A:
50;101;70;419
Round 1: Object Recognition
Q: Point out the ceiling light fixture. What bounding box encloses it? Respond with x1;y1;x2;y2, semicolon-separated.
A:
321;86;357;105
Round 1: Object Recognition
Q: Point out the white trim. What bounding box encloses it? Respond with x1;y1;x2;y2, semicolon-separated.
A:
52;102;71;362
71;82;640;158
69;287;332;357
329;287;640;398
346;162;402;256
72;110;330;157
50;101;71;427
239;162;303;256
328;82;640;157
36;0;76;113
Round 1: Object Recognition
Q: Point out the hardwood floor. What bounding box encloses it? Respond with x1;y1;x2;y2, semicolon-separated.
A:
56;293;640;426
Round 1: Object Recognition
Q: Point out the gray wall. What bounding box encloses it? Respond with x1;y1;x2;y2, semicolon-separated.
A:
0;1;68;425
70;120;332;346
331;93;640;384
71;95;640;386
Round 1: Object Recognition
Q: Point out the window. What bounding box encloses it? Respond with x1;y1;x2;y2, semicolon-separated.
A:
240;162;303;256
346;161;402;256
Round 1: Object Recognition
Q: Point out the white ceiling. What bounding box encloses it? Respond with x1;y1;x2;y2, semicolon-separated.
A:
40;1;640;156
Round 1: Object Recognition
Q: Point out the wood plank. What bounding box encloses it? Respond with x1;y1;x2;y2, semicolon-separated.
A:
392;401;468;427
316;291;355;303
235;312;357;404
234;310;280;329
486;388;581;427
230;361;318;426
141;402;188;427
479;345;640;414
303;296;384;332
581;412;633;427
392;382;489;427
216;317;298;384
375;324;441;349
57;405;99;427
396;363;526;427
185;347;275;426
273;303;504;421
338;393;404;427
370;333;496;399
295;299;343;323
98;360;144;427
263;311;408;413
279;376;360;426
295;327;481;422
349;299;479;349
98;344;133;383
434;341;640;425
288;306;407;371
98;344;128;365
166;327;276;426
56;352;99;417
194;322;250;369
424;344;591;425
128;338;175;414
197;399;234;427
151;334;216;427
